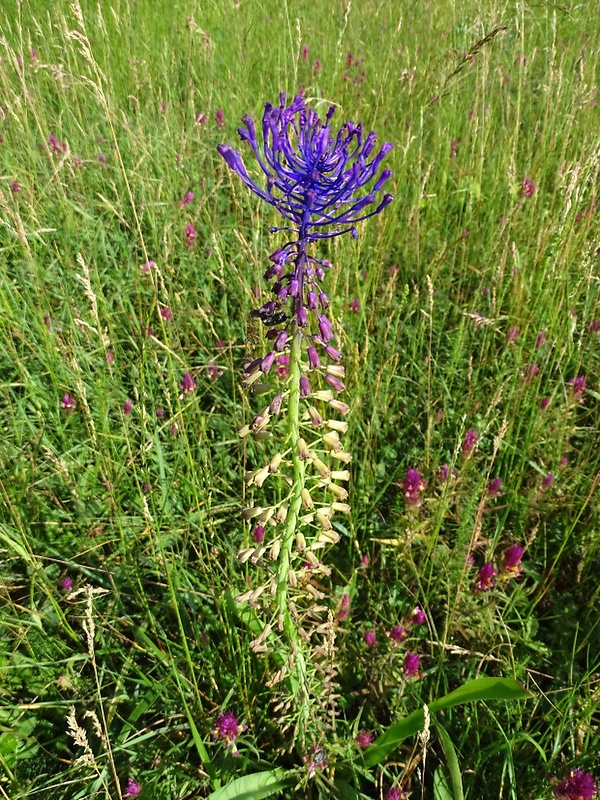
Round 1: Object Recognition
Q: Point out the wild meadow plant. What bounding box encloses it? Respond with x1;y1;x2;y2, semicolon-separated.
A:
218;92;394;744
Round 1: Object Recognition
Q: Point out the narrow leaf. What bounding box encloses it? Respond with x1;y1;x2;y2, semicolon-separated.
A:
436;723;464;800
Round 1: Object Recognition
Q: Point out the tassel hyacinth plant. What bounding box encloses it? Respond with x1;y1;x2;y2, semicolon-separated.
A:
218;93;393;742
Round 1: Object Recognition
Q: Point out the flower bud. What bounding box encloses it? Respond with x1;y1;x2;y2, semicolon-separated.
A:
312;456;331;477
296;532;307;551
329;483;348;500
269;539;281;560
237;547;255;563
312;389;334;401
316;510;332;531
307;290;318;309
297;306;308;326
319;292;329;309
274;504;288;523
323;431;342;451
242;506;263;520
269;453;283;472
318;314;333;342
253;464;270;487
307;347;320;369
332;501;351;513
274;331;288;352
301;488;314;509
289;278;299;296
297;438;310;460
329;399;350;414
261;352;276;374
331;470;350;481
257;507;275;524
324;345;341;362
331;450;352;463
300;376;311;397
238;424;252;437
327;364;345;377
269;394;283;414
325;374;345;393
307;406;324;427
327;419;348;433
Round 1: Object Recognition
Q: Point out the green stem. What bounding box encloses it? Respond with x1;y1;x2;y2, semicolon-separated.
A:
275;326;310;740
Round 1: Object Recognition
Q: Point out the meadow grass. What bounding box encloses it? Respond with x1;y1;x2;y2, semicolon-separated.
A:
0;0;598;798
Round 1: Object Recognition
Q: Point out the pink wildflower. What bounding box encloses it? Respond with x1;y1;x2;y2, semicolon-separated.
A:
184;223;197;250
403;651;422;679
474;562;497;593
181;372;196;394
463;429;478;456
60;394;76;411
520;177;536;198
551;769;599;800
123;779;142;798
179;191;194;209
364;630;377;647
501;545;524;579
215;108;225;127
356;731;374;748
61;576;74;592
212;710;246;756
400;468;426;508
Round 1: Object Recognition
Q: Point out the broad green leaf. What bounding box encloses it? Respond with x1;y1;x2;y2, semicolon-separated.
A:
433;766;454;800
363;678;529;767
206;768;291;800
436;723;464;800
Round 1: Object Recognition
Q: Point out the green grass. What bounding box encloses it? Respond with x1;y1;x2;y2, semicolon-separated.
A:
1;1;599;798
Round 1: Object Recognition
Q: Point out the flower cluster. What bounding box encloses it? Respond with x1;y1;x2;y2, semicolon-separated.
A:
212;710;247;756
551;769;599;800
399;468;426;508
474;544;525;593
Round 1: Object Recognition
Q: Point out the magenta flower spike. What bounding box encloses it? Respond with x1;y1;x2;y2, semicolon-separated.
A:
212;710;247;756
463;429;478;456
501;544;524;579
401;468;426;508
123;779;142;798
403;651;422;679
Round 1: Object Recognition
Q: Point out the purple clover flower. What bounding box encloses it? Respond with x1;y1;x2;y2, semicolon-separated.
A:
474;562;498;593
568;374;586;400
401;468;426;508
487;477;503;497
411;606;427;625
385;788;409;800
403;651;422;679
552;769;599;800
356;731;374;747
364;630;377;647
386;625;407;644
123;779;142;798
501;544;524;578
60;394;76;411
212;710;247;756
181;372;196;394
463;429;478;456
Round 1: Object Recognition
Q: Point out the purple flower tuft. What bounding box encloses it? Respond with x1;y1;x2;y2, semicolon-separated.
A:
184;224;197;250
463;429;478;456
61;394;76;411
61;576;74;592
401;468;426;508
212;710;246;756
123;779;142;798
488;477;503;497
217;94;393;243
403;651;422;679
124;400;133;415
411;606;427;625
364;630;377;647
520;176;536;198
181;372;196;394
356;731;374;748
568;374;586;400
501;545;524;578
386;625;407;644
551;769;599;800
475;561;498;593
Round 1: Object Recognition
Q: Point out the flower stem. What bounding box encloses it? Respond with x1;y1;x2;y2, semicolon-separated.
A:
275;304;310;740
